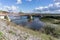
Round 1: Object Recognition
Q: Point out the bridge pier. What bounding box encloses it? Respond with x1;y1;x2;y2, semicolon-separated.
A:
4;15;11;21
27;15;34;22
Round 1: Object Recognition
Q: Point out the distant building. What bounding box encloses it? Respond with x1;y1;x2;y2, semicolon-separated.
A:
0;11;8;19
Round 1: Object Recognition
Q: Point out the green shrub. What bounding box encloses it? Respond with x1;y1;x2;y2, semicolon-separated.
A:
41;26;60;38
0;32;3;37
4;16;8;20
8;30;15;35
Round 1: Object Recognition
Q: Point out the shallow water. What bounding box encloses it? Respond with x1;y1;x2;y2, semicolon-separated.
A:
9;16;45;30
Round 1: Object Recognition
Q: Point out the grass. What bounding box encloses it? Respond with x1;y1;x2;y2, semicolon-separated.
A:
0;31;4;40
7;19;60;40
41;25;60;38
40;18;60;38
40;34;58;40
1;19;60;40
8;30;16;35
2;19;41;37
0;31;3;37
41;18;60;24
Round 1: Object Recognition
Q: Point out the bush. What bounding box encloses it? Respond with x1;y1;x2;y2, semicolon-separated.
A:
0;32;3;37
40;26;60;38
4;16;8;20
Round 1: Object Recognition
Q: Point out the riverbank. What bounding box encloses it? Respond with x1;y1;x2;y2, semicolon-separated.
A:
0;19;59;40
0;19;41;40
40;18;60;39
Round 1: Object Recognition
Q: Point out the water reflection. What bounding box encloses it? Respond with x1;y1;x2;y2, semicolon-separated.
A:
10;16;45;30
26;18;45;30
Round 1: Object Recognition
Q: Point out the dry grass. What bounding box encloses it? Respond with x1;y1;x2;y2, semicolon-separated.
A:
1;19;60;40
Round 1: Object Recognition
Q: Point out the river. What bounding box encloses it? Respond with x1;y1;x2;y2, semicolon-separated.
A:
9;16;45;30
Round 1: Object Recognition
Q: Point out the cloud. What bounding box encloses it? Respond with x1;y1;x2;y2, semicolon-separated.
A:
54;0;60;2
34;1;60;13
0;5;19;12
11;6;18;10
7;5;19;12
16;0;22;4
35;7;44;10
0;2;19;12
55;2;60;7
16;0;32;4
48;4;53;7
26;0;32;2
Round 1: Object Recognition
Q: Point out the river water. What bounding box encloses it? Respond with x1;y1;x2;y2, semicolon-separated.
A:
9;16;45;30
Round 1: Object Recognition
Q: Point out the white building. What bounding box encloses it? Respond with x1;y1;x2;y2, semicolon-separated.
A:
0;11;8;19
0;15;5;19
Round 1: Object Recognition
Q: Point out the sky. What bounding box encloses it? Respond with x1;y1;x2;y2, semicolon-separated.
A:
0;0;60;13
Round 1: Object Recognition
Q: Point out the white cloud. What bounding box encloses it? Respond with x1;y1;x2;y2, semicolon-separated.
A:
44;6;48;8
11;5;18;10
16;0;32;4
58;10;60;11
0;5;19;12
34;0;60;13
55;2;60;7
9;5;19;12
0;2;19;12
48;4;53;7
54;0;60;2
35;6;44;10
16;0;22;4
16;0;33;4
26;0;32;2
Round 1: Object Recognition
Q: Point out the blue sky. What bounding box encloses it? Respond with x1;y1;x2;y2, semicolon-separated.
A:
0;0;60;13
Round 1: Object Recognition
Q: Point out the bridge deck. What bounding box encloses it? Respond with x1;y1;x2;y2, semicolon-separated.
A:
0;13;60;16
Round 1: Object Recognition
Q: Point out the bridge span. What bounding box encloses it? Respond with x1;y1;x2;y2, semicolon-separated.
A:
7;13;60;17
0;12;60;21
